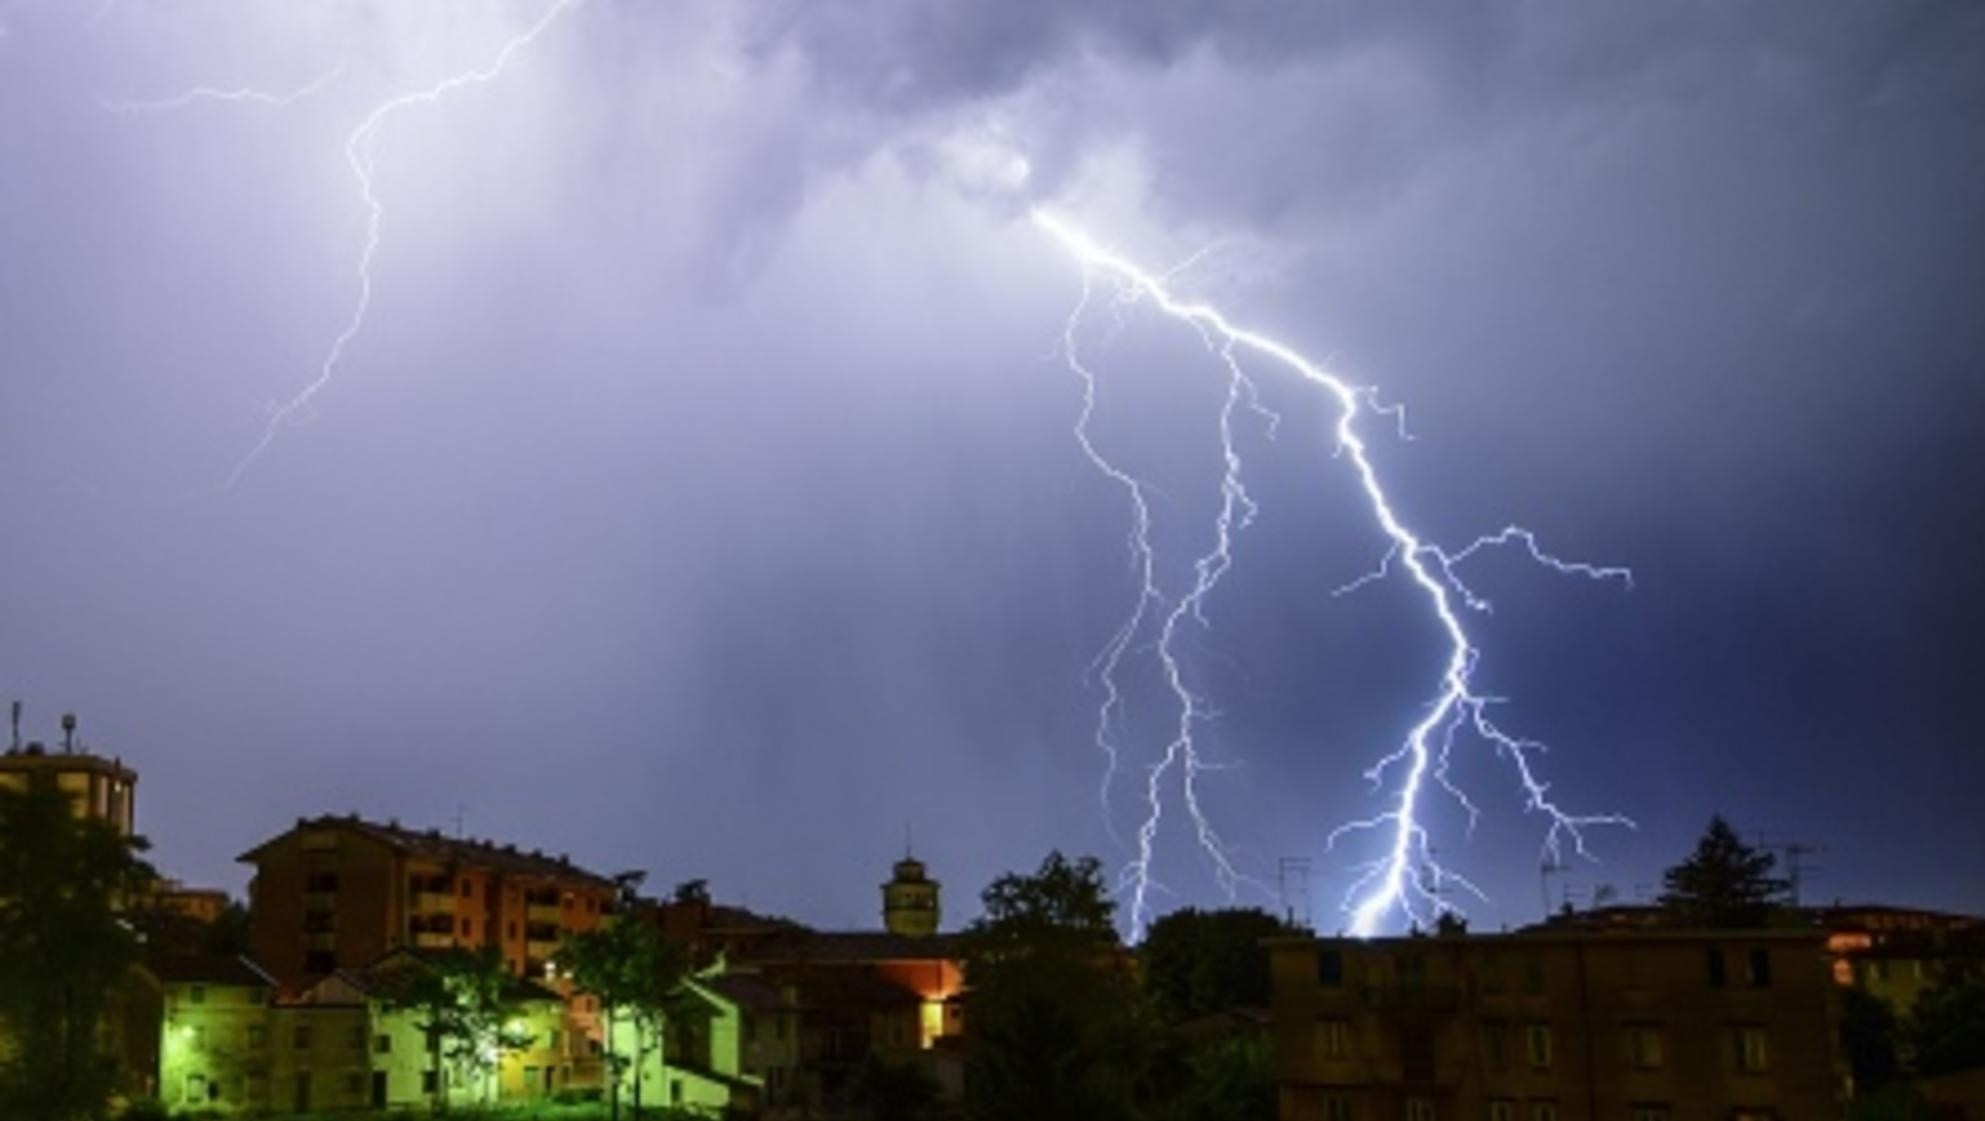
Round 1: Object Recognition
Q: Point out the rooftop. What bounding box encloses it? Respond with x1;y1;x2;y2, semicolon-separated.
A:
238;813;616;888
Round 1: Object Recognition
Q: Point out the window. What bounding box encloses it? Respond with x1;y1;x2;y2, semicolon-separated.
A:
1402;1027;1435;1083
1733;1027;1769;1073
1730;1112;1777;1121
422;1071;439;1095
188;985;207;1005
1521;958;1545;994
1488;1102;1515;1121
183;1073;206;1104
458;917;471;937
1627;1025;1665;1069
304;951;335;974
1707;949;1727;987
1318;949;1344;987
1406;1099;1435;1121
1525;1023;1554;1069
304;871;339;892
1483;1021;1508;1068
1318;1018;1353;1060
1746;948;1772;988
1629;1107;1671;1121
1528;1104;1557;1121
190;1025;208;1048
1323;1098;1352;1121
292;1024;312;1051
374;1034;392;1054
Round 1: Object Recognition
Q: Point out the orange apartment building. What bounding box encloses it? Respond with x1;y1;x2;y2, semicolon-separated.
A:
1268;928;1845;1121
239;815;616;985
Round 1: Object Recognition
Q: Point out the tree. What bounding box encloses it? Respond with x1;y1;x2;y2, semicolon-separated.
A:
1911;962;1985;1078
1656;816;1789;927
560;917;687;1121
387;947;532;1111
962;851;1145;1121
1840;986;1904;1091
852;1053;941;1121
1138;907;1293;1025
0;770;156;1120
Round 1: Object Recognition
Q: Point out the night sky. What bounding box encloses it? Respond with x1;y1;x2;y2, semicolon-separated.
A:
2;0;1981;935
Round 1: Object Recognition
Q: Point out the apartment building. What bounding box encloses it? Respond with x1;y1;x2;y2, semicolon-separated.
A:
0;717;136;837
239;814;615;983
1268;928;1844;1121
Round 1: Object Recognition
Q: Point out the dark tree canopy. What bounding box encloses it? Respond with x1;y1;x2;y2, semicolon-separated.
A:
962;851;1145;1121
1657;815;1789;928
1911;962;1985;1078
0;771;155;1120
1139;907;1293;1024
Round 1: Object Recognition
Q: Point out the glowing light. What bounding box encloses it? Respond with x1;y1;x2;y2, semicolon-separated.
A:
1035;210;1632;938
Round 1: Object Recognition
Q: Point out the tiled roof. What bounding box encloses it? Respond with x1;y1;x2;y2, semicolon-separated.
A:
238;814;616;888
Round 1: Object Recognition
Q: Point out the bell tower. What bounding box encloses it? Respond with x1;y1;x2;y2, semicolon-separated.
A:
881;853;941;937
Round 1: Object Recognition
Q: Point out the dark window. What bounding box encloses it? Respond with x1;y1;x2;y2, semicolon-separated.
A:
188;985;206;1005
304;951;335;975
1746;949;1772;987
304;872;339;893
1401;1026;1436;1082
421;1071;438;1094
1318;949;1344;987
1707;949;1727;988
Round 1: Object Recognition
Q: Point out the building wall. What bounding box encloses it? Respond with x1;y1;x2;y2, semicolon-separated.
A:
1270;931;1843;1121
0;750;137;836
156;979;273;1113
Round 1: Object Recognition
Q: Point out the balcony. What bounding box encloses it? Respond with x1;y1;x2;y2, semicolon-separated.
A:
414;931;455;949
410;891;457;914
526;903;562;924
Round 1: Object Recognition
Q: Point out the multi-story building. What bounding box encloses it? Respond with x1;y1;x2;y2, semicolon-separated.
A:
1268;928;1844;1121
0;711;136;836
239;814;615;983
137;954;280;1114
1811;903;1984;1012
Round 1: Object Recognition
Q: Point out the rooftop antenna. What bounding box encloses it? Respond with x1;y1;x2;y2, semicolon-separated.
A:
904;822;914;860
452;804;467;839
1756;833;1823;907
61;712;76;753
1277;856;1313;930
9;701;19;751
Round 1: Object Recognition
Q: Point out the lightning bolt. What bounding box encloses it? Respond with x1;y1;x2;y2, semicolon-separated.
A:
1036;211;1632;938
101;65;345;113
108;0;584;491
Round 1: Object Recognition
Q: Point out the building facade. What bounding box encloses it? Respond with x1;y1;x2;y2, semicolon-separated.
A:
0;738;136;836
239;815;615;983
1268;929;1844;1121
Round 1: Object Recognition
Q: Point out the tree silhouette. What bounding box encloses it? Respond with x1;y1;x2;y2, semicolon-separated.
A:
559;917;686;1120
0;771;155;1119
1657;816;1789;927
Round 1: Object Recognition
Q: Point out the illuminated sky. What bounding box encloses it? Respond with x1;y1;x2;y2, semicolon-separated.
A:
2;0;1980;933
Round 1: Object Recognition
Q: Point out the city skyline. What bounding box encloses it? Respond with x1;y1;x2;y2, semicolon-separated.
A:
2;0;1981;936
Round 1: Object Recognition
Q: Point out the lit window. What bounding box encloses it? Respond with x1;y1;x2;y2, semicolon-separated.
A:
1318;1018;1353;1060
1488;1102;1515;1121
1405;1099;1434;1121
1528;1103;1557;1121
1483;1021;1508;1068
1525;1023;1554;1069
1733;1027;1769;1073
1323;1098;1352;1121
1627;1025;1665;1069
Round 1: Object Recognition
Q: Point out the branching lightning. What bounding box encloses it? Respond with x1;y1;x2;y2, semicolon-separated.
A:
1036;211;1633;938
101;65;344;113
108;0;584;491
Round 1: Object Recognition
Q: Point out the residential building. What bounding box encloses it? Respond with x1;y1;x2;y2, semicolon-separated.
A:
239;814;615;983
1268;928;1844;1121
0;713;136;837
1812;904;1984;1011
134;954;279;1114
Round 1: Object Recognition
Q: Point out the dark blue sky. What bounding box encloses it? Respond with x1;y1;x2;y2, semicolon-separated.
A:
1;0;1980;934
